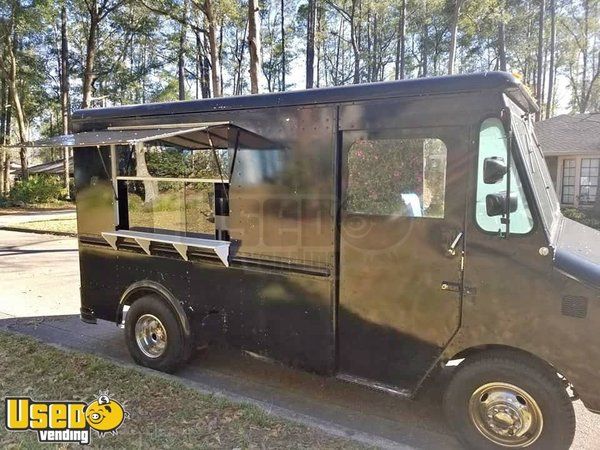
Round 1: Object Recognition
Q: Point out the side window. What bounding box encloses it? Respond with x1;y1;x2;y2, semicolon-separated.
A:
476;118;533;234
346;137;447;218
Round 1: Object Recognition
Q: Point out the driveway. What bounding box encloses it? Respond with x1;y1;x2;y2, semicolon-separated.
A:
0;229;598;449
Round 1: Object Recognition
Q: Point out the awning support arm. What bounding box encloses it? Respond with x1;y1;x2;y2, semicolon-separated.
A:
229;128;241;180
207;130;229;205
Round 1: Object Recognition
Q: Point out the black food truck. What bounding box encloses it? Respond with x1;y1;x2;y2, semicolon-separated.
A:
22;72;600;449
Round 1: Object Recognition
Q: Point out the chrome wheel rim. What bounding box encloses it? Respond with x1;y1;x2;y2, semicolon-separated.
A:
468;382;543;447
135;314;167;358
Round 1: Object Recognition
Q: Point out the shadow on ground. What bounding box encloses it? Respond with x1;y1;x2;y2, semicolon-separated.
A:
0;314;460;449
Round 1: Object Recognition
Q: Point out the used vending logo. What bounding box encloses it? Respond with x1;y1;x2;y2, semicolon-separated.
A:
4;391;127;445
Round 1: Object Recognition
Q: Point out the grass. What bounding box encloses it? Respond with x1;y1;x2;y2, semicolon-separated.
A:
0;200;75;212
0;331;360;449
2;218;78;236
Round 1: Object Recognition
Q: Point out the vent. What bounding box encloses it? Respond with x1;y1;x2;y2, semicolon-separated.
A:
561;296;588;319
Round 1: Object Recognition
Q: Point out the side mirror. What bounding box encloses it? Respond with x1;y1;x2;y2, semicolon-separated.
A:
486;191;518;217
483;157;507;184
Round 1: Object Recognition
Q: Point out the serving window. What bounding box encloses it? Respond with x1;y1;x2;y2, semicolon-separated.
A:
17;122;274;266
116;142;229;237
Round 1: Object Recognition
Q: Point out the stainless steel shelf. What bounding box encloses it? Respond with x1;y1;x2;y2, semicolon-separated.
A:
102;230;230;266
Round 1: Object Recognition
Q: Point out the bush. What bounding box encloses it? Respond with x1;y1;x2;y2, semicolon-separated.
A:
9;175;65;204
562;207;600;230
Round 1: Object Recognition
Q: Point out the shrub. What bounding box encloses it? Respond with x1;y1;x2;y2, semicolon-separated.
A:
562;207;600;230
9;175;65;204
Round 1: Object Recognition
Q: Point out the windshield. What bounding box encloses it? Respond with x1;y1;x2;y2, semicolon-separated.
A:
511;113;562;241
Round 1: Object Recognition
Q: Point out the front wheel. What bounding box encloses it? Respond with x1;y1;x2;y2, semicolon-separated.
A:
443;351;575;450
124;295;190;373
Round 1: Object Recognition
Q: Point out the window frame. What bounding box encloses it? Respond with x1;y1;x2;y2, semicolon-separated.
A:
342;128;450;220
556;156;600;208
579;157;599;206
114;142;230;238
560;158;576;205
472;115;538;237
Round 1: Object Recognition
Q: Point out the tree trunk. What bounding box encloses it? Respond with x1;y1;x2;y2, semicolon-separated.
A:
498;22;507;71
3;77;12;193
177;0;188;101
580;0;590;113
305;0;316;88
247;0;261;94
394;0;406;80
535;0;545;120
421;23;428;77
60;4;71;197
204;0;221;97
545;0;556;119
134;145;158;205
350;0;360;84
198;32;211;98
82;5;99;109
280;0;285;90
448;0;463;75
7;31;27;179
0;77;5;195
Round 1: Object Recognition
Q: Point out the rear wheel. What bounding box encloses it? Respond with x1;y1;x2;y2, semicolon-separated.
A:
443;350;575;450
124;295;190;373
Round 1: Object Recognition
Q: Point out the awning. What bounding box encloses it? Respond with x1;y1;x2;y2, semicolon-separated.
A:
14;122;273;150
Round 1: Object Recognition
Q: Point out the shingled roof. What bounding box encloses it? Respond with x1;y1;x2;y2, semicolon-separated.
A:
535;113;600;156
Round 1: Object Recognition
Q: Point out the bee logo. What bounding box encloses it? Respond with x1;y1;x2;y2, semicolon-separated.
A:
84;392;128;436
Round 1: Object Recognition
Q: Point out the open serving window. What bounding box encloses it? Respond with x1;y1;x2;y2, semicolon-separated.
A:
20;122;273;267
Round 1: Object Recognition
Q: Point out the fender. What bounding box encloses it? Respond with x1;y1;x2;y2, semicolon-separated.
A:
117;280;191;337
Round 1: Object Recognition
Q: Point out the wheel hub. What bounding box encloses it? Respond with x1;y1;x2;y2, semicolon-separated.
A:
469;382;543;447
135;314;168;358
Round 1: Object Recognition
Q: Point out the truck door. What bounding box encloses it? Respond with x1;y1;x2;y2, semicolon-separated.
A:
338;125;468;391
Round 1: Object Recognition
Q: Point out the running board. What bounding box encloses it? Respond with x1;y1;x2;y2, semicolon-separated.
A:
336;373;412;398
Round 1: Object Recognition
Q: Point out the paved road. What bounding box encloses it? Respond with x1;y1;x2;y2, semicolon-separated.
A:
0;230;598;449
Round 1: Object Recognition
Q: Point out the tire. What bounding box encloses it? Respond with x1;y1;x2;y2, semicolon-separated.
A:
443;350;575;450
124;295;191;373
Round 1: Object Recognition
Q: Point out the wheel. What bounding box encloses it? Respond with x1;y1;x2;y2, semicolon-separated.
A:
124;295;190;373
443;350;575;450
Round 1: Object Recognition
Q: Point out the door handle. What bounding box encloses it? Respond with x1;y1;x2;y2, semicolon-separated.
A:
447;231;463;256
441;281;461;292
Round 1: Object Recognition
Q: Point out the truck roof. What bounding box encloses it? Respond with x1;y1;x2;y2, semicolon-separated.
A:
72;71;537;123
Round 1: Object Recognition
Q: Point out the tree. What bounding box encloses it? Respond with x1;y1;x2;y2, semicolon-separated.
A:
81;0;125;109
394;0;406;79
545;0;556;119
306;0;316;88
535;0;545;120
280;0;285;90
247;0;261;93
448;0;465;75
59;3;71;197
0;1;30;179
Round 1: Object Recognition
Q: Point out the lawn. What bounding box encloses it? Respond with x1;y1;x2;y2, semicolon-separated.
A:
5;218;78;236
0;331;359;449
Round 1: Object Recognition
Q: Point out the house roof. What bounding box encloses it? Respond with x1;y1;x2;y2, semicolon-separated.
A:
535;113;600;157
28;158;74;175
